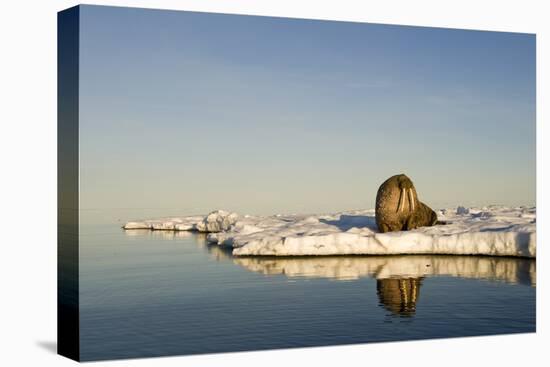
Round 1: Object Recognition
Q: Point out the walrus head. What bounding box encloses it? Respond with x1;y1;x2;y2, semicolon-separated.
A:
375;174;438;232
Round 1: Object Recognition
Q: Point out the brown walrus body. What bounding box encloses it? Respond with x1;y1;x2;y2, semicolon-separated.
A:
375;174;437;233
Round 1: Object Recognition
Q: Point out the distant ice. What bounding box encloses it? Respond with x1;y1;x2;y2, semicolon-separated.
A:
124;215;204;231
123;206;536;258
456;206;470;215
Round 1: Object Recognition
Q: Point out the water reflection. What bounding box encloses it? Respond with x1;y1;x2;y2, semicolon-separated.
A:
123;230;536;317
233;255;535;286
233;255;535;317
123;229;195;239
377;278;423;317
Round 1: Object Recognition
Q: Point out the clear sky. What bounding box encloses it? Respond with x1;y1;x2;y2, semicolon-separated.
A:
78;5;536;216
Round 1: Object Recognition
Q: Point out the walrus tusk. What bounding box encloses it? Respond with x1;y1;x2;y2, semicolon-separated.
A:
409;188;415;212
397;188;406;213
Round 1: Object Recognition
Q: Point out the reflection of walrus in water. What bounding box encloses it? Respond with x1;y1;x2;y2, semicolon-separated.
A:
375;174;438;233
377;278;423;316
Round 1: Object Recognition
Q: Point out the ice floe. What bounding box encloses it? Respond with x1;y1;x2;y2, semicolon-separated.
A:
123;206;536;258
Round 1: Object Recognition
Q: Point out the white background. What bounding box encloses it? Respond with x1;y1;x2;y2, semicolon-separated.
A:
0;0;547;366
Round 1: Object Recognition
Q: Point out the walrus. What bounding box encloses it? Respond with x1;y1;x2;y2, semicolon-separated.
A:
375;174;438;233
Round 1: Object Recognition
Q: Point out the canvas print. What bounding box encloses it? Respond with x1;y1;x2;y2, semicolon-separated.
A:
58;4;536;362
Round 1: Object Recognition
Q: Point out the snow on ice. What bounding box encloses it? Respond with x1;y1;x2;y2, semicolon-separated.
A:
123;206;536;258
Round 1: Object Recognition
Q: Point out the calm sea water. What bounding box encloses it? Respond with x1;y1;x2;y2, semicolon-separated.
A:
79;213;536;361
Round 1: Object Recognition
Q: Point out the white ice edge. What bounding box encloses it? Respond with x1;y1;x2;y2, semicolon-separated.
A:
123;207;536;258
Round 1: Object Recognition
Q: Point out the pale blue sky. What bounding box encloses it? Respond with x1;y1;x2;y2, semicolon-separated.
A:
78;5;535;215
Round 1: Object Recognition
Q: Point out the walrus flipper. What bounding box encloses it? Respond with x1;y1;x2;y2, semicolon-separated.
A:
397;188;406;213
405;213;418;230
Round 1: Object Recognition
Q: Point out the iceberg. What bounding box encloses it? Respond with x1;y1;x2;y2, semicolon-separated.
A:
123;206;536;258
